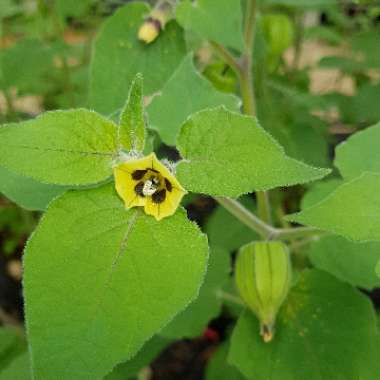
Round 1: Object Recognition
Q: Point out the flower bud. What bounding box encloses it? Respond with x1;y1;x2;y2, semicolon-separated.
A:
235;241;292;342
137;1;173;44
138;20;160;44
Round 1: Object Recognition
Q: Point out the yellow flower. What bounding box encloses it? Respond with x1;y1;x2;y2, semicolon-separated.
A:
114;153;187;220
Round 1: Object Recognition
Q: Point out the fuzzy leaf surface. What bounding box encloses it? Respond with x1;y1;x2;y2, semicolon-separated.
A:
24;184;208;380
176;108;330;197
176;0;245;51
287;172;380;241
148;54;240;146
89;2;186;115
229;270;380;380
0;110;118;186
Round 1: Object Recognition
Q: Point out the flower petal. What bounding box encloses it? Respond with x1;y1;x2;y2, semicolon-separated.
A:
114;164;145;208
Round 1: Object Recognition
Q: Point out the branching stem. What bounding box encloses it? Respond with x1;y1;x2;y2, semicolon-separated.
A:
216;197;321;242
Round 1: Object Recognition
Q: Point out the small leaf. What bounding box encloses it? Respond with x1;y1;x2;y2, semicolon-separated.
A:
176;0;245;51
105;336;170;380
0;39;54;94
161;247;230;338
24;184;208;380
0;352;31;380
0;327;26;370
307;235;380;290
335;121;380;179
206;342;245;380
0;167;67;211
0;110;118;186
89;2;186;115
286;172;380;241
176;108;330;197
229;270;380;380
148;54;240;146
301;178;342;210
205;196;258;252
119;73;145;152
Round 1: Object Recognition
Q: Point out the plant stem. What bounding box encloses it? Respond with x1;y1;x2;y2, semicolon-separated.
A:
216;197;321;242
238;60;256;115
216;197;276;239
242;0;273;223
256;190;272;224
275;226;321;241
217;290;245;307
244;0;257;51
210;41;242;75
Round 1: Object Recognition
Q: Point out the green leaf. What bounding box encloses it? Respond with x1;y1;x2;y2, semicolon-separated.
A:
147;54;240;146
301;178;342;210
161;247;230;338
119;73;145;152
0;167;67;211
229;270;380;380
176;108;330;197
89;2;186;115
286;172;380;241
175;0;244;51
307;235;380;290
0;352;31;380
24;184;208;380
0;39;54;94
56;0;95;22
206;342;245;380
105;336;170;380
335;122;380;180
0;110;118;186
205;196;258;252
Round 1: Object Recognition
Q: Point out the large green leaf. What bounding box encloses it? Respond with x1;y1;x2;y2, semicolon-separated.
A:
176;0;244;51
176;108;330;197
147;54;240;146
0;167;67;211
307;235;380;290
24;184;208;380
335;122;380;180
161;247;230;338
229;270;380;380
0;110;118;186
89;2;186;115
286;172;380;241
